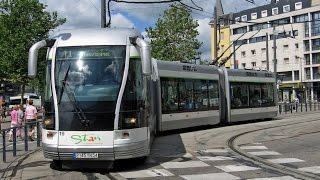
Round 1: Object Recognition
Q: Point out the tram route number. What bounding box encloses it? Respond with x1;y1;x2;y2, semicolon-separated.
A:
73;153;99;159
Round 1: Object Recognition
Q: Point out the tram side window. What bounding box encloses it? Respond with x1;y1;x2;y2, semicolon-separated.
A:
261;83;274;106
161;78;178;112
194;80;209;110
208;80;219;110
231;83;249;108
249;84;262;107
179;79;194;111
120;58;148;128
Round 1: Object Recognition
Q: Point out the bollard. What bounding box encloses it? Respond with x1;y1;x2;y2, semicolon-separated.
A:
24;124;28;151
285;103;287;114
2;131;6;162
314;102;316;111
310;102;312;111
36;121;40;147
306;102;308;112
301;102;303;112
13;128;16;157
279;105;282;114
290;104;293;113
296;103;298;112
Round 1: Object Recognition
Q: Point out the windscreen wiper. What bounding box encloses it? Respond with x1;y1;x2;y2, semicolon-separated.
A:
57;64;90;127
58;63;71;105
63;83;90;127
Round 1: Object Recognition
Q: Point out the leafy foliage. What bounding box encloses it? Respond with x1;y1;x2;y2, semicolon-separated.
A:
0;0;65;94
145;4;202;62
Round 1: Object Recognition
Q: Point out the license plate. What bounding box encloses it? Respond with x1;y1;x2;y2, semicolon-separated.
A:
73;153;99;159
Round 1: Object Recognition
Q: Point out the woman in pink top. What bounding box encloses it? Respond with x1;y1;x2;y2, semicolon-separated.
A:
25;100;37;141
8;105;18;142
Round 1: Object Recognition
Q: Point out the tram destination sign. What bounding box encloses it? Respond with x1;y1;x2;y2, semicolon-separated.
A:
56;46;126;60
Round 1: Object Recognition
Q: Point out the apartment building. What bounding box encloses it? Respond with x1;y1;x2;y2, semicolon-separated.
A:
210;15;233;68
226;0;320;102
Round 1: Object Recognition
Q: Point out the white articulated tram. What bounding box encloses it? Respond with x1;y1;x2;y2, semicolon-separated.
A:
29;28;155;164
28;28;277;166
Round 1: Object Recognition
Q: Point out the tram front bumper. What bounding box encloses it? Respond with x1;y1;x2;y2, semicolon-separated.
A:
42;143;115;161
42;140;150;161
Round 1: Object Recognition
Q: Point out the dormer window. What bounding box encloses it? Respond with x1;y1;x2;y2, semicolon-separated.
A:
283;5;290;13
241;15;247;22
251;13;257;20
235;17;240;23
272;8;278;15
261;10;268;18
295;2;302;10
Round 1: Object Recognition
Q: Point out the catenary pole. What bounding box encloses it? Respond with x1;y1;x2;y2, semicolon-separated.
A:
266;33;269;71
273;25;277;103
101;0;107;28
214;6;218;62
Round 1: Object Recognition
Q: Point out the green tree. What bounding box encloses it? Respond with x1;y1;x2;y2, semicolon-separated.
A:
145;4;202;62
0;0;65;101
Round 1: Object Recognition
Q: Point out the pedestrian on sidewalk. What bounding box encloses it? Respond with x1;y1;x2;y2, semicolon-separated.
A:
0;105;2;129
1;99;7;120
8;105;18;142
25;100;37;141
17;105;24;140
0;110;2;130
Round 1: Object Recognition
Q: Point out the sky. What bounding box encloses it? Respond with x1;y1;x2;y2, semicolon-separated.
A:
40;0;271;61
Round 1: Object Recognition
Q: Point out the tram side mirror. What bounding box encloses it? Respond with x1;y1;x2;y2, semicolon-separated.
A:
142;55;152;76
28;39;56;78
130;37;152;76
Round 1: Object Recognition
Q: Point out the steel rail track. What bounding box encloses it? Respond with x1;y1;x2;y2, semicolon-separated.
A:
228;118;320;180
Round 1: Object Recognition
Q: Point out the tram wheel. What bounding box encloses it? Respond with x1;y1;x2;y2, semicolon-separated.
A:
51;160;62;170
134;156;148;165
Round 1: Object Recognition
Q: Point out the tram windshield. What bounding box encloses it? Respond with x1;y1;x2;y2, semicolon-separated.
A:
51;46;126;131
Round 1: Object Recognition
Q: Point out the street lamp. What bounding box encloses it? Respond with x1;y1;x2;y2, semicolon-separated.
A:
273;25;279;103
273;26;279;77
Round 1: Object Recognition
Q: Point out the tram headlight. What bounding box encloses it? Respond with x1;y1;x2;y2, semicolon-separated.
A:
43;115;55;130
124;117;138;128
119;111;141;129
125;117;137;124
119;112;140;129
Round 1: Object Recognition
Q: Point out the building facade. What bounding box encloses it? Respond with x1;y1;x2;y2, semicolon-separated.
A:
209;0;233;68
224;0;320;102
210;16;232;68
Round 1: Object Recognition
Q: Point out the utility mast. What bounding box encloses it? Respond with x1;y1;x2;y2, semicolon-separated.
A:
101;0;107;28
213;0;224;64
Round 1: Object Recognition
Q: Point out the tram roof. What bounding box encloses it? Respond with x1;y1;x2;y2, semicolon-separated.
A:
156;60;219;80
50;28;142;47
227;68;275;78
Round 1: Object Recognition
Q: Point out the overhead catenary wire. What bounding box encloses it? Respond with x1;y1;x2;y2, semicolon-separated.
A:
105;0;206;27
88;0;101;14
212;29;248;65
217;28;262;67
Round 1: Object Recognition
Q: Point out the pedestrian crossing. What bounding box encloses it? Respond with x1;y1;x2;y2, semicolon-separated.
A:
114;144;320;179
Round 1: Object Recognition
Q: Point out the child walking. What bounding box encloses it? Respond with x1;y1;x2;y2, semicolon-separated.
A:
8;105;18;142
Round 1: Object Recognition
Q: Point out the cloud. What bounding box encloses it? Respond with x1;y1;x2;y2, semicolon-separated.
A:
41;0;135;31
111;3;171;24
40;0;270;61
196;18;211;61
111;13;135;28
41;0;100;30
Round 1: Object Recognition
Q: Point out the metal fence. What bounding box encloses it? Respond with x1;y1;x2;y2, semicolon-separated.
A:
278;102;320;114
1;121;42;162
